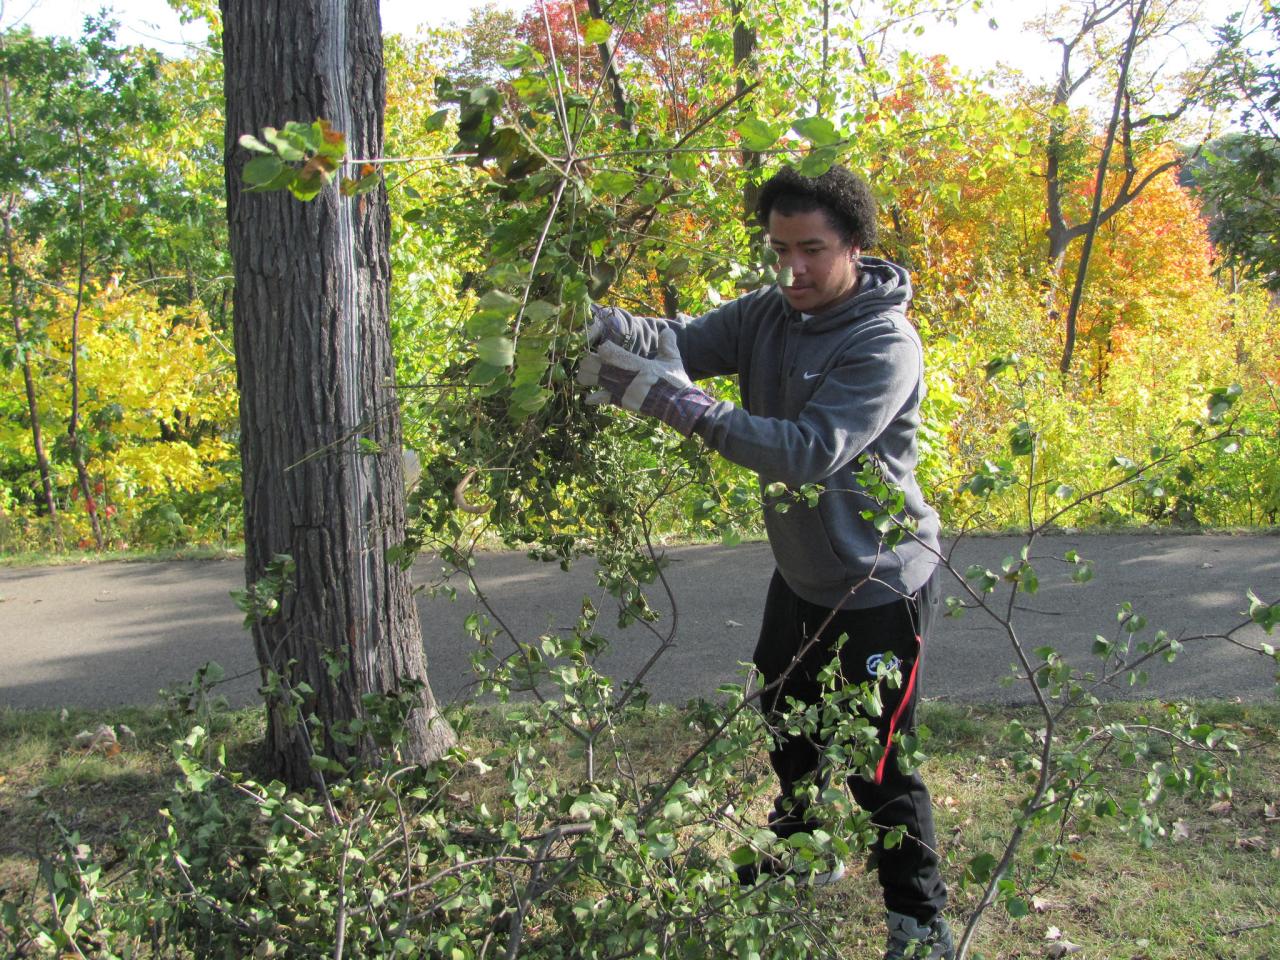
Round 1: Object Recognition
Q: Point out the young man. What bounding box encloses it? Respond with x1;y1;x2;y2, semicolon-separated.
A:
577;164;953;960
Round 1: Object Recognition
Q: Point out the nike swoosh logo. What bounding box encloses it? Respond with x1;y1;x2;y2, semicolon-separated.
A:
803;371;821;380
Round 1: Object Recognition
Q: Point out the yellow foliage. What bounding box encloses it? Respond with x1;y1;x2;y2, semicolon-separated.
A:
35;283;236;497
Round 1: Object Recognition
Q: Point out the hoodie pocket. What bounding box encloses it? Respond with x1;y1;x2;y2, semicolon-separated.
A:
764;495;846;587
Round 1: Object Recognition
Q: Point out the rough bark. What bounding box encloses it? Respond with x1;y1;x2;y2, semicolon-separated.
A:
221;0;455;789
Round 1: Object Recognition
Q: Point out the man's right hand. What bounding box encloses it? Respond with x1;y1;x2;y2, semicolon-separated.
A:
586;304;637;350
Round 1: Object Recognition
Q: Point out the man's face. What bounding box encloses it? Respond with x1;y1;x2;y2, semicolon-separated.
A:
766;208;859;314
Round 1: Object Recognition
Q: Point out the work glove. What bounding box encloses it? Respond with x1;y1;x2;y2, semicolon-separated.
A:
577;328;715;437
586;303;639;351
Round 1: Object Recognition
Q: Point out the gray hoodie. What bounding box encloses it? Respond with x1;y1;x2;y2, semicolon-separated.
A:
610;256;939;610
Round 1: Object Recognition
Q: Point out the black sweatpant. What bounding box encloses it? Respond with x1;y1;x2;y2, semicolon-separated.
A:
752;569;948;923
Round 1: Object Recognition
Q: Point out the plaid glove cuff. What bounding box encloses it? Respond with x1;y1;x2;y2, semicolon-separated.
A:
641;381;715;437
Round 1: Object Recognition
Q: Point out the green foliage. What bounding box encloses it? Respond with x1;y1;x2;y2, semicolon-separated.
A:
238;119;371;200
1195;133;1280;290
1190;6;1280;288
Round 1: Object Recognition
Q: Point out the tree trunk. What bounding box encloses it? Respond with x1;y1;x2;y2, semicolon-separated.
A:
731;0;760;240
221;0;455;789
67;142;104;551
584;0;636;135
3;209;60;532
1060;0;1149;374
0;64;60;534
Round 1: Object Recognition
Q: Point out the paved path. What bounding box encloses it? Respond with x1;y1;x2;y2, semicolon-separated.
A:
1;534;1277;712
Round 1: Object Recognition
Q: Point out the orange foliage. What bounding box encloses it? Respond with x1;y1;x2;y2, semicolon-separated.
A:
517;0;721;132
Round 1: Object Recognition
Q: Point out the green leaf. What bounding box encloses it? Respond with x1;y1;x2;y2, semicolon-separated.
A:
730;845;758;866
735;117;780;151
467;290;521;337
965;852;998;885
510;382;551;415
984;355;1016;379
243;155;285;187
263;126;306;162
521;300;558;326
425;108;451;132
238;133;274;154
588;262;617;297
791;115;841;146
1009;421;1034;457
476;336;515;367
671;151;701;179
315;120;346;161
287;171;326;201
340;170;380;197
467;361;506;385
591;170;636;196
583;18;612;44
798;146;840;177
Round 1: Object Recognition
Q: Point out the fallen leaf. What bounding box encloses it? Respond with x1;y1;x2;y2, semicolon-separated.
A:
1271;846;1279;860
1031;895;1058;913
73;724;118;753
1171;819;1192;841
1207;799;1233;816
725;619;744;628
1046;941;1084;958
1235;835;1266;851
1263;802;1277;821
59;708;69;723
1067;851;1086;863
1045;926;1063;941
118;725;137;747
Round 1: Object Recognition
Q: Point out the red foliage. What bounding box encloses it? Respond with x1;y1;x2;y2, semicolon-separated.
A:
516;0;721;130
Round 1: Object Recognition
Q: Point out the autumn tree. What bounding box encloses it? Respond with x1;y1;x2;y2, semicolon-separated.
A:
221;0;454;788
1032;0;1244;370
0;21;177;547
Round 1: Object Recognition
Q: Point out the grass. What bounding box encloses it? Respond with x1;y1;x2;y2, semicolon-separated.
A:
0;543;243;568
1;700;1278;958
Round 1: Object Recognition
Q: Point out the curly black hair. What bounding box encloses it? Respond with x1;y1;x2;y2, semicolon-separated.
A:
756;164;878;250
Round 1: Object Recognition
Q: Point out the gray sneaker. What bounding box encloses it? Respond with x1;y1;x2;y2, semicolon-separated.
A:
883;911;955;960
734;853;845;887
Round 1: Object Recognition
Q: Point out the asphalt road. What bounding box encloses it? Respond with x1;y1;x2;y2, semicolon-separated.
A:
1;533;1277;712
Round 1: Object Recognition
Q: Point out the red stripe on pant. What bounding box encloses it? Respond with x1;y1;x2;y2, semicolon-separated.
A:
873;633;922;786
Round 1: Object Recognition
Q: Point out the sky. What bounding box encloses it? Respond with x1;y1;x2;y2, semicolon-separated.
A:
3;0;1250;89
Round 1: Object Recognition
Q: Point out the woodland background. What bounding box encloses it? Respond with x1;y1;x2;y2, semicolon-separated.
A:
1;0;1278;555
